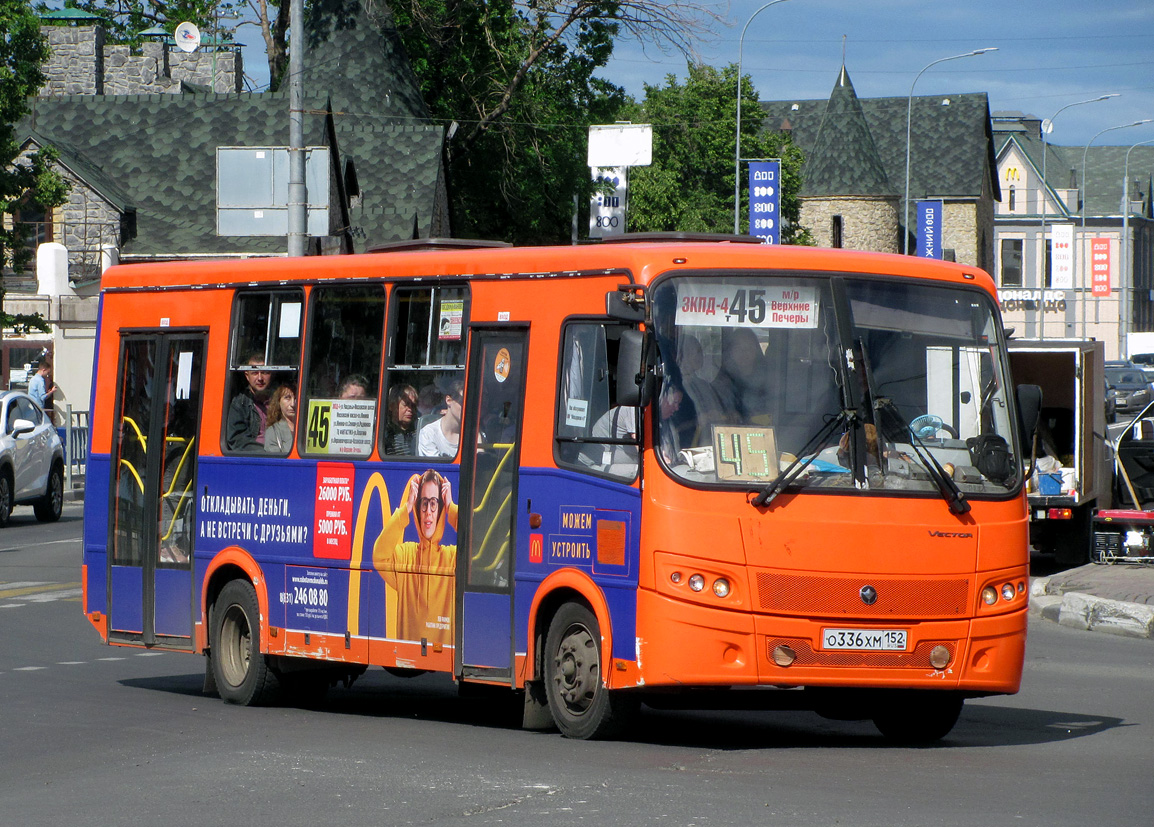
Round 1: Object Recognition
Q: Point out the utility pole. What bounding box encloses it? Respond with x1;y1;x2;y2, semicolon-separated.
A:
287;0;307;256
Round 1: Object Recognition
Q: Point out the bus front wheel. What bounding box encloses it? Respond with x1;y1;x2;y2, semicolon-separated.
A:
211;579;277;706
872;691;964;744
543;602;635;740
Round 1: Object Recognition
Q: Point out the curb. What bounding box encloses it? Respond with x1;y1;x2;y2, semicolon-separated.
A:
1029;577;1154;639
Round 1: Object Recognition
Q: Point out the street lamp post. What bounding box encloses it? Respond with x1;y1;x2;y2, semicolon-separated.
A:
734;0;791;235
1037;95;1118;339
903;48;996;254
1120;137;1154;356
1079;120;1152;339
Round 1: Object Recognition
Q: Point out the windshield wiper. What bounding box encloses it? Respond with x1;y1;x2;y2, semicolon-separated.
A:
875;398;970;515
752;409;856;508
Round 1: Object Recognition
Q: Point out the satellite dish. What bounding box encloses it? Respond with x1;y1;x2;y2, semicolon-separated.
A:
1042;118;1055;135
174;22;201;53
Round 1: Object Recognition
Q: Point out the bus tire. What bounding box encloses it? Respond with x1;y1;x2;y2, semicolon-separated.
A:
34;462;64;523
872;692;963;744
543;602;635;740
211;579;277;706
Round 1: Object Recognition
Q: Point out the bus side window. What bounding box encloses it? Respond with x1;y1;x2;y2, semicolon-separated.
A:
382;285;469;460
554;321;639;481
301;285;386;459
224;290;302;454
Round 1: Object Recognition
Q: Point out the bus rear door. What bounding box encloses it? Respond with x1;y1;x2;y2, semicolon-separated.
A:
456;326;528;682
107;331;205;649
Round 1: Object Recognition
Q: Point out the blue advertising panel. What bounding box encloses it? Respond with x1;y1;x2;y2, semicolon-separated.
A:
917;200;943;259
748;160;781;244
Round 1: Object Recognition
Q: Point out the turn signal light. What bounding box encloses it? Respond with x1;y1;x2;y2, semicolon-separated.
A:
1047;508;1073;520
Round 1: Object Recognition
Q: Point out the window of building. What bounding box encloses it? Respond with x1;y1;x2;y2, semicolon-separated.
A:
224;290;303;454
1044;240;1052;288
382;285;469;460
831;215;843;249
1000;239;1023;287
1008;186;1016;212
554;321;639;482
300;285;386;459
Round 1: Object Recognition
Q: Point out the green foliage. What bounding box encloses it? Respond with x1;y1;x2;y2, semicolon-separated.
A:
2;0;70;332
623;63;812;244
62;0;231;48
391;0;629;244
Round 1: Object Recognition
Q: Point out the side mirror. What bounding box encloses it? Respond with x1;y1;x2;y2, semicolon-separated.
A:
616;329;654;407
1016;384;1042;444
10;418;35;438
606;286;647;323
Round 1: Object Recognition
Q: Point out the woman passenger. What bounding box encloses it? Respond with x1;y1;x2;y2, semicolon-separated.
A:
264;385;297;454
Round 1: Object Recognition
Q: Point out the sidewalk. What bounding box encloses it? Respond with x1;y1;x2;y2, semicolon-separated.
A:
1030;563;1154;639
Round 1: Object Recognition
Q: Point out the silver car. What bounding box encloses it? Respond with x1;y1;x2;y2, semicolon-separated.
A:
0;391;65;524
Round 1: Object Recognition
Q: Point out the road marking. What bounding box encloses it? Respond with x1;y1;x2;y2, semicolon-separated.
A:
0;538;80;553
4;651;185;676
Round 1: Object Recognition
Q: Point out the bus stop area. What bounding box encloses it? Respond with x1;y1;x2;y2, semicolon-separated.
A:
1031;561;1154;640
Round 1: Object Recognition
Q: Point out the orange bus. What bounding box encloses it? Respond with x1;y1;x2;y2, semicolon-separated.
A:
82;235;1039;742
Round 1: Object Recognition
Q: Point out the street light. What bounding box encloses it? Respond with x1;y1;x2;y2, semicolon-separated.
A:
1119;137;1154;355
903;47;997;254
1038;94;1118;339
734;0;792;235
1079;119;1153;338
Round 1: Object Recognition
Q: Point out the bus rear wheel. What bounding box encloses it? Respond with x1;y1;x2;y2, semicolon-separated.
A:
211;579;277;706
544;602;634;739
872;691;964;744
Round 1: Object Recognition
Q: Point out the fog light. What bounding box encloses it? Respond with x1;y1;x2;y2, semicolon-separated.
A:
712;578;731;598
1017;581;1025;594
772;645;796;667
670;571;682;584
688;574;705;592
1001;583;1015;601
982;586;998;605
929;645;951;669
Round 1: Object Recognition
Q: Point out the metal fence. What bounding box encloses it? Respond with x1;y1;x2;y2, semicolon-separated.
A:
59;404;88;494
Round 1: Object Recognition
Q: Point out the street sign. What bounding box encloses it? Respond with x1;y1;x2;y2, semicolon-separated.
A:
589;167;626;239
917;200;943;258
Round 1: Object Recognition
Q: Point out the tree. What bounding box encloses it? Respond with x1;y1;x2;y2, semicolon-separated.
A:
622;63;812;244
389;0;719;243
2;0;70;333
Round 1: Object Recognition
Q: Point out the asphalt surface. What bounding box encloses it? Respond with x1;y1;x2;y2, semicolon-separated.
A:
1031;561;1154;639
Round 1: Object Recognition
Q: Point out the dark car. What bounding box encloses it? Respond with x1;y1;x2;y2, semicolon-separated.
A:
1106;378;1118;424
1105;368;1154;417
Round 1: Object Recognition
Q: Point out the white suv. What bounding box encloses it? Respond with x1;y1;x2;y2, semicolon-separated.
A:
0;391;65;525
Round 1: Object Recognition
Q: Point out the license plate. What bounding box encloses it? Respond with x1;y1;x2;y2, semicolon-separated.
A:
821;628;907;651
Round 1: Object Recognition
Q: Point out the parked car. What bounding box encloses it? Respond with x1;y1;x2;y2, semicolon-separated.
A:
1105;367;1154;418
0;390;64;525
1106;378;1118;424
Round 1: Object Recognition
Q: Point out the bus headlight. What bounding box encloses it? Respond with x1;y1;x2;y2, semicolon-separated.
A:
982;586;998;605
688;574;705;592
712;578;731;598
1001;583;1016;601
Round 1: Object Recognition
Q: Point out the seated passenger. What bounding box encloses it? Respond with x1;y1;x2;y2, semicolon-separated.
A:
418;380;464;458
582;405;639;476
339;374;371;400
226;354;273;450
384;384;419;455
264;384;297;454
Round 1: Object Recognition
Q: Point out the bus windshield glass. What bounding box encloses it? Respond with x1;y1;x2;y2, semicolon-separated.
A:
650;273;1019;498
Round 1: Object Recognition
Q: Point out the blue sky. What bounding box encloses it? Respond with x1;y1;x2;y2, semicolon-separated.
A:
598;0;1154;148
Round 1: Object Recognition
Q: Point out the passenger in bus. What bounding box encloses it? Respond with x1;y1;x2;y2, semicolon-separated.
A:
418;380;463;458
583;405;639;476
372;469;457;644
383;384;419;455
712;328;775;425
264;385;297;454
338;374;371;400
226;354;273;450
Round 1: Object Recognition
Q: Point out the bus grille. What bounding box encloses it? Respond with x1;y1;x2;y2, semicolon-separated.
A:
754;572;969;618
766;637;957;669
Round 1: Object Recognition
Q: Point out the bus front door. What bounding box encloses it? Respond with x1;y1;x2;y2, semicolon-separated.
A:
455;327;528;683
107;332;205;649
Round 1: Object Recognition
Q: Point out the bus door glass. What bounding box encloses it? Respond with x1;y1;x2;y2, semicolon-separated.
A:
456;327;527;681
108;332;205;648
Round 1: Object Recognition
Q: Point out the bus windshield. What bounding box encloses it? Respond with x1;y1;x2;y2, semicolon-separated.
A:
650;273;1019;498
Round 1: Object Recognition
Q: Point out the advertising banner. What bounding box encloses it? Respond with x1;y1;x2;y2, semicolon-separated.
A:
589;166;626;238
916;200;943;259
1091;237;1111;297
748;160;780;244
1051;224;1074;289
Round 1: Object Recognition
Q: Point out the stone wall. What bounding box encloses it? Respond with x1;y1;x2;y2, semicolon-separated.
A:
800;196;900;253
38;25;242;97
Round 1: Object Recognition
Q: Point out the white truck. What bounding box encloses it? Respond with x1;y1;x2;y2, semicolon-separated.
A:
1007;339;1112;565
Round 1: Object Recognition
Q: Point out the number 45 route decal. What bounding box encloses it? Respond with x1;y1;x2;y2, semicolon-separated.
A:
674;281;819;329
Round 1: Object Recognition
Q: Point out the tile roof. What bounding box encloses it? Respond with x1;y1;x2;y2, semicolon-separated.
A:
762;80;999;204
19;0;444;258
802;67;895;197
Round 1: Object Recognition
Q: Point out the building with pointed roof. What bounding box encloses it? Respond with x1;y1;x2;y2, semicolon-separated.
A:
992;111;1154;358
762;68;999;271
